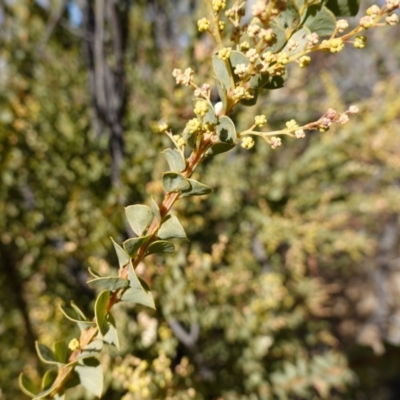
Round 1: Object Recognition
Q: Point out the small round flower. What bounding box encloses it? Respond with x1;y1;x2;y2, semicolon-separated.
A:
197;18;210;32
386;13;399;25
277;52;289;65
194;83;211;98
241;136;255;149
185;118;202;134
307;32;319;47
348;105;359;114
244;89;255;100
330;38;345;53
262;51;274;63
212;0;226;12
234;63;249;78
295;129;305;138
69;338;81;351
218;47;232;61
270;136;282;149
240;41;250;51
287;39;299;52
260;29;277;45
386;0;400;11
325;108;337;119
286;119;299;130
359;15;374;29
246;48;259;63
255;115;267;127
218;21;226;31
248;24;260;38
194;101;209;117
172;68;194;86
298;56;311;68
336;19;349;33
158;122;169;133
366;5;381;18
338;113;349;124
232;87;246;100
177;137;187;147
354;35;367;49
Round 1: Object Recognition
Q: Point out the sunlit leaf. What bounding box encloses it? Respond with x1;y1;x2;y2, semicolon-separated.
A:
163;148;186;172
158;215;187;240
125;205;154;236
75;358;103;398
94;290;110;337
87;277;129;291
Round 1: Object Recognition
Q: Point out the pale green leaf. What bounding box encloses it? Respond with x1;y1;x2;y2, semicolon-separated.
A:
65;340;103;367
102;313;120;349
146;240;175;255
212;55;232;89
162;148;186;172
35;342;59;365
75;358;103;398
150;197;161;221
110;237;130;268
123;235;151;258
59;304;95;331
302;5;336;37
163;172;191;193
125;205;154;236
158;215;187;240
94;290;110;337
87;277;129;291
181;179;212;197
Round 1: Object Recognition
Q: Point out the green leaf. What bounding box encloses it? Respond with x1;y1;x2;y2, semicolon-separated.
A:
19;373;37;397
35;342;60;365
181;179;213;197
207;142;235;156
125;205;154;236
212;55;232;89
53;340;68;364
102;313;120;349
325;0;360;16
87;277;129;291
123;235;151;258
275;0;301;32
203;106;218;126
216;116;237;144
87;267;100;278
110;237;130;268
32;387;56;400
95;290;110;337
70;301;87;320
263;74;287;90
162;148;186;172
146;240;175;255
269;23;288;53
163;172;191;193
59;304;95;331
75;358;103;398
65;340;103;367
302;5;336;37
158;215;187;240
215;79;228;113
150;197;161;222
120;261;155;308
41;369;57;391
282;26;311;55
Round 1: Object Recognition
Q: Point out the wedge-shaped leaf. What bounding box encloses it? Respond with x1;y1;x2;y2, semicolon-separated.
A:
215;79;228;113
125;205;154;236
88;267;100;278
158;215;187;240
163;172;191;193
216;116;237;144
35;342;60;365
123;235;151;258
95;290;110;337
87;277;129;292
19;373;37;397
41;369;57;391
65;340;103;367
325;0;360;16
207;142;235;156
163;148;186;172
303;5;336;37
75;357;103;398
181;179;212;197
59;304;95;331
150;197;161;221
275;0;300;32
53;340;68;364
283;26;311;55
120;261;155;309
212;55;232;89
146;240;175;255
102;313;120;349
110;237;130;268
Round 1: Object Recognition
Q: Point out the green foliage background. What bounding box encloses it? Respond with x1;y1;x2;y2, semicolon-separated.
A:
1;0;400;399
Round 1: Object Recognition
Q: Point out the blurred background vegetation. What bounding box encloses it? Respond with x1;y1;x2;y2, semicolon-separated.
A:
1;0;400;399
